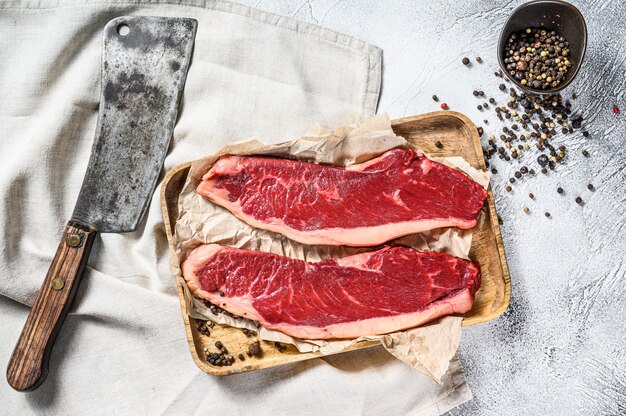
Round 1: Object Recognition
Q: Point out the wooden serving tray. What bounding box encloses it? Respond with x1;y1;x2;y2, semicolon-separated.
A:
160;111;511;376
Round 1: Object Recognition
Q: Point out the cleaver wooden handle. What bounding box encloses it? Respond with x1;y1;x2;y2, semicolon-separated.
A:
6;220;96;391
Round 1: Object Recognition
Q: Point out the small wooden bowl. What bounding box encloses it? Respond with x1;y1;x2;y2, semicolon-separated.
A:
498;0;587;94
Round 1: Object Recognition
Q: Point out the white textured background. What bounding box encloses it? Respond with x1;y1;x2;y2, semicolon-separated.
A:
237;0;626;414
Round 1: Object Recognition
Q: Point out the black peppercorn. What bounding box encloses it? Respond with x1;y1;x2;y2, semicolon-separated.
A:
248;341;261;357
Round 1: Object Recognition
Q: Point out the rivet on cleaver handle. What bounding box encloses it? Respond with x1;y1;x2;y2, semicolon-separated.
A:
6;16;197;392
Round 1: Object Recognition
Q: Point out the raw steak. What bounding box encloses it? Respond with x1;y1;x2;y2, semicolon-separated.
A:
182;244;481;339
197;148;487;246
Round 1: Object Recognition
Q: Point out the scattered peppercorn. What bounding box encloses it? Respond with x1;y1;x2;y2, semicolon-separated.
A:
477;127;484;136
196;320;210;336
435;140;443;149
529;193;534;199
587;183;594;191
582;149;589;157
470;67;592;212
462;57;470;65
248;341;262;357
215;341;224;350
476;56;482;63
238;353;245;361
523;207;530;213
274;342;288;352
576;196;583;204
557;187;564;194
545;212;551;218
440;103;449;110
432;94;439;101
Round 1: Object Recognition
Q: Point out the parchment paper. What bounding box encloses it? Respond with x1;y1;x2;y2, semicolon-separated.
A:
169;114;490;383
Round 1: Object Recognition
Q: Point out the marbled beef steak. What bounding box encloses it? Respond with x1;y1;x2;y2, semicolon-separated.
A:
197;149;487;246
182;245;481;339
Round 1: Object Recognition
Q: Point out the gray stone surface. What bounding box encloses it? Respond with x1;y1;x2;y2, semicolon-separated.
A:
238;0;626;414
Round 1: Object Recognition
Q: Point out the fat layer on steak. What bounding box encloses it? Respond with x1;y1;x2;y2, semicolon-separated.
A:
182;244;481;339
197;148;488;246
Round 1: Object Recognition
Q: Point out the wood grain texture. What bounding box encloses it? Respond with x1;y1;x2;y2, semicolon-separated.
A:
6;220;96;391
160;111;510;376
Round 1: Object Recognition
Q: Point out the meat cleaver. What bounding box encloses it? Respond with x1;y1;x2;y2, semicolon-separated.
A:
7;16;197;391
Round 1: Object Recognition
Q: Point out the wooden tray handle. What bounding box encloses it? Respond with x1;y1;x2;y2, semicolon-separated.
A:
6;220;96;391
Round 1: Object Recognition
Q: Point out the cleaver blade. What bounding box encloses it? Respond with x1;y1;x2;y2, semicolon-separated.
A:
74;16;197;232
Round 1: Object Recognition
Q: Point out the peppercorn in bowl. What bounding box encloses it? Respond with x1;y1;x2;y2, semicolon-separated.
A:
497;0;587;94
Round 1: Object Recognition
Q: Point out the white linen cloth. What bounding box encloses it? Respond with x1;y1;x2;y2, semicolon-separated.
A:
0;1;472;414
